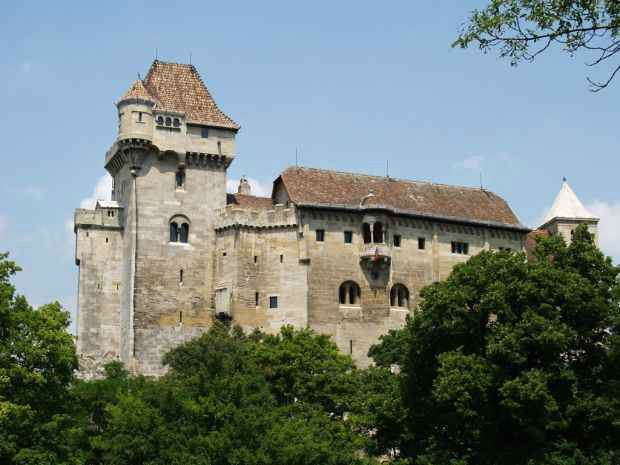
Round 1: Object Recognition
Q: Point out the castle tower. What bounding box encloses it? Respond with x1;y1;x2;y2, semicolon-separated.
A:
539;179;599;245
75;60;240;376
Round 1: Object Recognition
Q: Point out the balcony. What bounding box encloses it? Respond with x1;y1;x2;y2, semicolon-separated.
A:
359;245;391;269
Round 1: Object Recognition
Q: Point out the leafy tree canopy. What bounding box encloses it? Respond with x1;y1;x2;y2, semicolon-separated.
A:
454;1;620;91
391;226;620;464
0;252;78;465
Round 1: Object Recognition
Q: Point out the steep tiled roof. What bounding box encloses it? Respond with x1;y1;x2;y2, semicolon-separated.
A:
119;79;156;103
143;60;239;130
277;167;526;229
227;193;274;209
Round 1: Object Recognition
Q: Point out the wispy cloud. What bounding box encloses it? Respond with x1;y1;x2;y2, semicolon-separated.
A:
226;177;271;197
453;155;484;171
587;200;620;264
80;174;113;209
22;186;45;199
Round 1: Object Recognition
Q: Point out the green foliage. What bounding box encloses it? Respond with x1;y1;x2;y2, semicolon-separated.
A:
392;226;620;464
454;1;620;91
0;252;78;465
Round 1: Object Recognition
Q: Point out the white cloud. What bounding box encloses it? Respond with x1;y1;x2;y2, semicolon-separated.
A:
453;155;484;171
587;200;620;263
226;177;271;197
80;174;113;209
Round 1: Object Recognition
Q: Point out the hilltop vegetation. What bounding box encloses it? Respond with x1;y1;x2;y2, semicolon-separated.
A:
1;225;619;464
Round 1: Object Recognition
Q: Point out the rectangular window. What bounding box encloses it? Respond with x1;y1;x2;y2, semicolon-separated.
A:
451;241;469;255
269;296;278;309
255;292;259;306
316;229;325;242
344;231;353;244
394;234;402;247
201;127;209;138
280;254;284;263
254;255;258;263
418;237;425;250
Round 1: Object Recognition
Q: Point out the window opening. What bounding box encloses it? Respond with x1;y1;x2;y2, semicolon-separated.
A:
280;254;284;263
179;311;183;323
451;241;469;255
418;237;426;250
390;284;410;308
138;112;143;122
339;281;361;305
170;222;179;242
269;296;278;309
393;234;402;247
362;223;372;244
173;118;180;127
156;115;164;125
105;237;109;243
180;223;189;243
165;116;172;126
179;269;184;285
255;292;260;306
201;127;209;138
175;169;186;188
254;255;258;263
373;222;384;243
344;231;353;244
349;339;353;355
316;229;325;242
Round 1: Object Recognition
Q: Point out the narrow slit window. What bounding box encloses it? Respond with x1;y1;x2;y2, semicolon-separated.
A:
316;229;325;242
344;231;353;244
349;339;353;355
254;255;258;263
393;234;401;247
418;237;426;250
175;170;185;189
179;269;184;285
280;254;284;263
255;292;259;306
179;311;183;323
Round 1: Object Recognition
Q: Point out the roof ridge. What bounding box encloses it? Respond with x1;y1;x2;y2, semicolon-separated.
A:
284;166;497;193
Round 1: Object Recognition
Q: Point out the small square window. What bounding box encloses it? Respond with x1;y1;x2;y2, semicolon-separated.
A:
394;234;402;247
201;127;209;138
418;237;425;250
316;229;325;242
269;296;278;309
344;231;353;244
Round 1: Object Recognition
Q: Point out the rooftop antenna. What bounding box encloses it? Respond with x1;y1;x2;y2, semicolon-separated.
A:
480;171;483;190
155;48;158;60
386;160;389;178
137;72;141;80
295;148;298;167
189;52;192;65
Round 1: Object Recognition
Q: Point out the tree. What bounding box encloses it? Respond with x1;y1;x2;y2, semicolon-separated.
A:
454;1;620;91
391;227;620;464
0;253;78;464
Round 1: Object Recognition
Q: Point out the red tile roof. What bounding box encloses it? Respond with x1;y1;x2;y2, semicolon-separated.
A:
119;79;156;103
227;193;274;209
277;167;526;229
142;60;240;130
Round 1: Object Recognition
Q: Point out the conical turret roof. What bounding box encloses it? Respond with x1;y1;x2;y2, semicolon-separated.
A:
118;79;156;104
543;180;598;225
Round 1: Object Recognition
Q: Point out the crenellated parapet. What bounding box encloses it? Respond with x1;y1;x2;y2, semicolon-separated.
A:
215;204;297;231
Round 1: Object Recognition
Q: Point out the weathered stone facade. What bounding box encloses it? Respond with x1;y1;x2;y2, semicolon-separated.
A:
74;60;598;377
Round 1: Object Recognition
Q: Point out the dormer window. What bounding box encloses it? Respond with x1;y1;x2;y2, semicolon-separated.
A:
165;116;172;126
156;115;164;125
173;118;180;127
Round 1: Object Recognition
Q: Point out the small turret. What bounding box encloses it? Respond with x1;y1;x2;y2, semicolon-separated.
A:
539;179;599;245
237;176;252;195
116;79;156;141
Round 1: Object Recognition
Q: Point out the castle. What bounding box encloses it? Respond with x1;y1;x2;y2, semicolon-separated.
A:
74;60;599;377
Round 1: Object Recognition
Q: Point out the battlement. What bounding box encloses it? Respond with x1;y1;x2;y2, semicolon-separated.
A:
74;207;124;231
215;203;297;231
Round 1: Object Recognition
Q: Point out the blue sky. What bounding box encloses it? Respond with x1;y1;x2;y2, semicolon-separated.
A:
1;1;618;331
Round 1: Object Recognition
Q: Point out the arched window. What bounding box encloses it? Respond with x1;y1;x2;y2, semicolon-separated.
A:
373;222;384;244
156;115;164;125
173;118;180;127
165;116;172;126
180;223;189;243
339;281;361;306
170;222;178;242
390;284;409;308
169;216;190;244
362;223;372;244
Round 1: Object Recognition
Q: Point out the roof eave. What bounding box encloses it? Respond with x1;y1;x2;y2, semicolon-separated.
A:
295;202;531;232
